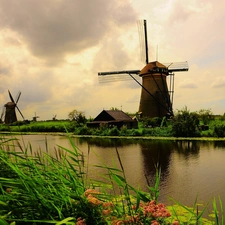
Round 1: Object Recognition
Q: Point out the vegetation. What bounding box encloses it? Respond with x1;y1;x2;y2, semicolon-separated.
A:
171;107;200;137
0;135;224;225
68;110;87;125
0;108;225;138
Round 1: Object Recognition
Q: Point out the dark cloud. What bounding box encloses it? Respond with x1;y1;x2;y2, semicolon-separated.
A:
0;0;138;65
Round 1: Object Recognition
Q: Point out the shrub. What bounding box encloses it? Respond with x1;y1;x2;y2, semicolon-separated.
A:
108;126;120;136
119;125;128;136
213;124;225;137
74;126;91;135
142;117;163;128
172;107;200;137
129;129;141;136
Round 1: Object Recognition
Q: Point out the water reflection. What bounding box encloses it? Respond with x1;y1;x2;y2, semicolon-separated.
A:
175;141;200;156
138;140;172;187
78;137;136;147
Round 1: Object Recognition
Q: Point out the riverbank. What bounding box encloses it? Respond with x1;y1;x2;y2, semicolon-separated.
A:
1;131;225;141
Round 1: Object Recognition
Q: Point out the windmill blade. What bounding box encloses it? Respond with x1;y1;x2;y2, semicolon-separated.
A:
16;106;25;120
98;70;140;84
8;90;15;103
99;74;136;84
164;61;189;73
1;107;5;120
98;70;140;76
16;91;21;104
137;19;149;65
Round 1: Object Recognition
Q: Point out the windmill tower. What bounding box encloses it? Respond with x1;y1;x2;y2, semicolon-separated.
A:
3;90;25;124
98;20;188;118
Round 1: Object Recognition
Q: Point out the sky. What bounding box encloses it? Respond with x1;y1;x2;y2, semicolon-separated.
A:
0;0;225;121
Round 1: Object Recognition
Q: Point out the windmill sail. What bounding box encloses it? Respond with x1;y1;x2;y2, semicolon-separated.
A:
137;20;149;65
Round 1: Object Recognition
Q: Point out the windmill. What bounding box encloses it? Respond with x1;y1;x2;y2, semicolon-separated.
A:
3;90;25;124
33;112;39;121
98;20;189;118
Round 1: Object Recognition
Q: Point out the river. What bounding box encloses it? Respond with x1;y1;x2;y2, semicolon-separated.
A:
1;134;225;210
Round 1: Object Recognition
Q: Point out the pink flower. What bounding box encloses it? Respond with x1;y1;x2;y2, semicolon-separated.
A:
151;220;160;225
102;209;111;216
76;217;86;225
87;195;102;206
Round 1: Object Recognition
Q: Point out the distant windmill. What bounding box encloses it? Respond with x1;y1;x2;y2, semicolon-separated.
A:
33;112;39;122
3;90;25;124
98;20;189;118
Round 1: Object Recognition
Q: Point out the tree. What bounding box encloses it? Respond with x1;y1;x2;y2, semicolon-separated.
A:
198;109;213;125
68;109;86;125
110;107;120;111
172;106;200;137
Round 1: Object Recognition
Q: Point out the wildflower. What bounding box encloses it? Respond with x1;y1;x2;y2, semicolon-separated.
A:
102;209;111;216
143;200;171;218
151;220;159;225
6;188;12;193
84;189;100;197
87;195;102;206
102;201;114;208
172;220;179;225
111;220;123;225
76;217;86;225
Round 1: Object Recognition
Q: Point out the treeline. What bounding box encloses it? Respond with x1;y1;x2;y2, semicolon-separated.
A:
0;108;225;138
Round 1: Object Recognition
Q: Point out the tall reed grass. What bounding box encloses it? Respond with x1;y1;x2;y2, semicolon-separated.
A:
0;134;224;224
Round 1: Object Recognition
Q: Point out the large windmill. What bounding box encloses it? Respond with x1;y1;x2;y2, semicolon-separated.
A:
2;90;25;124
98;20;189;118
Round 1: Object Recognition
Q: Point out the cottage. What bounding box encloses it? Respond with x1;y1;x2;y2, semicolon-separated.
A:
87;110;138;129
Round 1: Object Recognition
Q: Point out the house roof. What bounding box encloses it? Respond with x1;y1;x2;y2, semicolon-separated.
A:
105;110;132;121
93;110;133;122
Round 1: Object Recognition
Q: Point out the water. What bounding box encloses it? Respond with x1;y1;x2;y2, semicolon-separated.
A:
2;134;225;208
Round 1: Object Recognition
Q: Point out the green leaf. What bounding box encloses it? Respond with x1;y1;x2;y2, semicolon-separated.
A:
56;217;75;225
0;219;9;225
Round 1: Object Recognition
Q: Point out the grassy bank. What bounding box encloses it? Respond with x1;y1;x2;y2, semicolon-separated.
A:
0;134;224;224
0;121;225;138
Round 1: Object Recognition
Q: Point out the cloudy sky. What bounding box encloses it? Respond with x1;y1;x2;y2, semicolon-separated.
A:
0;0;225;120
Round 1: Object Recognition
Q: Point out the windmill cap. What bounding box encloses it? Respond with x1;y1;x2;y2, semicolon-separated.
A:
5;102;16;107
139;61;168;76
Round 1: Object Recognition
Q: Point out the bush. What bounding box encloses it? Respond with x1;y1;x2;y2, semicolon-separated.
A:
74;126;91;135
142;117;163;128
198;109;213;125
108;126;120;136
213;124;225;137
172;107;200;137
129;129;141;136
142;127;172;137
119;125;128;136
